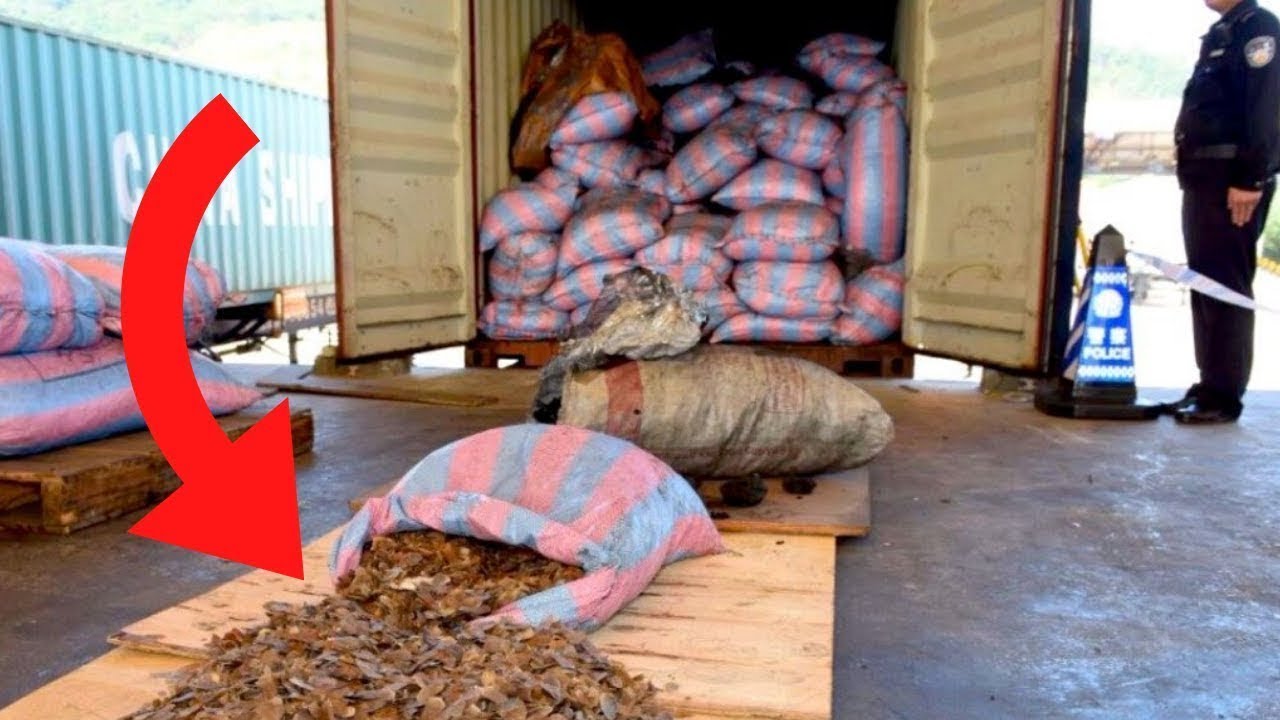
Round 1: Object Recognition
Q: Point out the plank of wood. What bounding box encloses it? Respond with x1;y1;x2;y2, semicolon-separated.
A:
0;482;39;512
256;365;540;409
349;467;870;538
109;530;834;720
0;408;314;534
0;648;192;720
696;468;871;537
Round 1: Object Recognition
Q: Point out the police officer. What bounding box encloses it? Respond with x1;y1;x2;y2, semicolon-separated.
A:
1172;0;1280;424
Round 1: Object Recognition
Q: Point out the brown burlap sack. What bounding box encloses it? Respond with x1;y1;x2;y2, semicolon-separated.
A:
557;345;894;478
510;21;661;177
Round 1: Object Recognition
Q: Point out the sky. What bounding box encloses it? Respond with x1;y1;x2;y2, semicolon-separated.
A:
1092;0;1280;57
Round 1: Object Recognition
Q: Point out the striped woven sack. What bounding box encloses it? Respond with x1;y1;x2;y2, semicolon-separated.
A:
551;141;664;190
0;238;103;356
550;92;639;148
559;189;670;273
709;314;832;343
637;168;667;196
816;92;860;118
833;258;905;345
329;423;725;631
796;33;886;75
756;110;843;170
841;81;909;263
478;300;569;340
542;258;635;312
479;183;577;252
707;102;778;136
822;149;847;197
0;338;261;457
569;303;593;327
695;284;748;332
711;159;823;211
488;233;559;299
636;213;732;272
817;55;897;95
721;201;839;262
663;83;735;133
732;260;843;319
40;244;226;345
641;28;716;87
664;127;758;203
730;76;814;111
534;167;580;192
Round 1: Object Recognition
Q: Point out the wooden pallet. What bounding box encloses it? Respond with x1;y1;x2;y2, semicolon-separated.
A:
467;337;914;377
0;408;315;534
103;527;836;720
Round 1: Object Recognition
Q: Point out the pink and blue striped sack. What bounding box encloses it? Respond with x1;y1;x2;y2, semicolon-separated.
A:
796;33;886;75
641;28;717;87
756;110;843;169
707;103;777;136
40;244;226;346
329;424;724;631
730;76;814;111
712;159;824;211
569;303;593;327
0;338;261;456
816;92;860;118
817;55;897;95
534;167;580;192
637;168;667;196
721;202;839;262
479;183;577;252
822;149;847;197
551;141;663;190
550;92;638;148
833;259;906;346
732;260;843;319
664;126;758;203
478;300;569;340
710;314;832;343
559;189;670;273
488;233;559;299
636;213;732;275
663;84;735;134
543;258;635;312
696;285;748;332
0;238;104;356
841;81;909;263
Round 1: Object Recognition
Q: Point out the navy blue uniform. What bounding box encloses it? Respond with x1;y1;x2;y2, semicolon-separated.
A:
1174;0;1280;420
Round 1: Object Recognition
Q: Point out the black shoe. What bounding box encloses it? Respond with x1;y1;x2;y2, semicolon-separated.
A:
1173;403;1240;425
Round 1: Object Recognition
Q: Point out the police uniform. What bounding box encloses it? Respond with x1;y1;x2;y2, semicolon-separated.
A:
1173;0;1280;423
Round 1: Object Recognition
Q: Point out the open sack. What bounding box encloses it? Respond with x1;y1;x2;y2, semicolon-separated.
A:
330;423;725;631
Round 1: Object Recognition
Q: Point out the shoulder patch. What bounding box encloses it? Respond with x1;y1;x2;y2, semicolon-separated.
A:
1246;35;1275;68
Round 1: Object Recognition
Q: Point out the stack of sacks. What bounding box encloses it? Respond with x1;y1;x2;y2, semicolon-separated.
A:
0;238;262;457
477;27;910;345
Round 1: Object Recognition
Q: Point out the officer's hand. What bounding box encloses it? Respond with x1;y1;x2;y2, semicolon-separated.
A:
1228;187;1263;227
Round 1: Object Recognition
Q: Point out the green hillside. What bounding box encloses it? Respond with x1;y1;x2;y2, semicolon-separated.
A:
1088;45;1193;101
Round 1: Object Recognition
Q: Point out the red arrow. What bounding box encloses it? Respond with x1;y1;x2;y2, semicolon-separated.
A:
121;95;303;580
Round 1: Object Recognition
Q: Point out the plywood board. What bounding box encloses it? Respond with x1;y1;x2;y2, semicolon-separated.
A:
0;649;190;720
696;468;872;537
256;365;540;410
110;529;834;720
0;408;315;534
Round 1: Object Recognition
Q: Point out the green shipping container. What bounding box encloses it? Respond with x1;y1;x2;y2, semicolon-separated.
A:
0;16;334;301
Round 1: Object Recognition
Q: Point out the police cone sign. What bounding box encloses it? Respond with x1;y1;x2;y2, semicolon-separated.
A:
1072;265;1137;383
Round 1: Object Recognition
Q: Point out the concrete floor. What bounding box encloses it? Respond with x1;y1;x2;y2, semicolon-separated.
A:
2;372;1279;719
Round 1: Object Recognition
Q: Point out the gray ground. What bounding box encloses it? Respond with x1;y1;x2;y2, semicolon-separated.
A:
3;373;1278;719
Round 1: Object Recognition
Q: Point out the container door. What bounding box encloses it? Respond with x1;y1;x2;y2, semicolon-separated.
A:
899;0;1088;373
327;0;475;360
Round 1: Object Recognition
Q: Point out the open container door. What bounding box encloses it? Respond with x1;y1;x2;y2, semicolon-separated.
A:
898;0;1090;374
327;0;475;360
